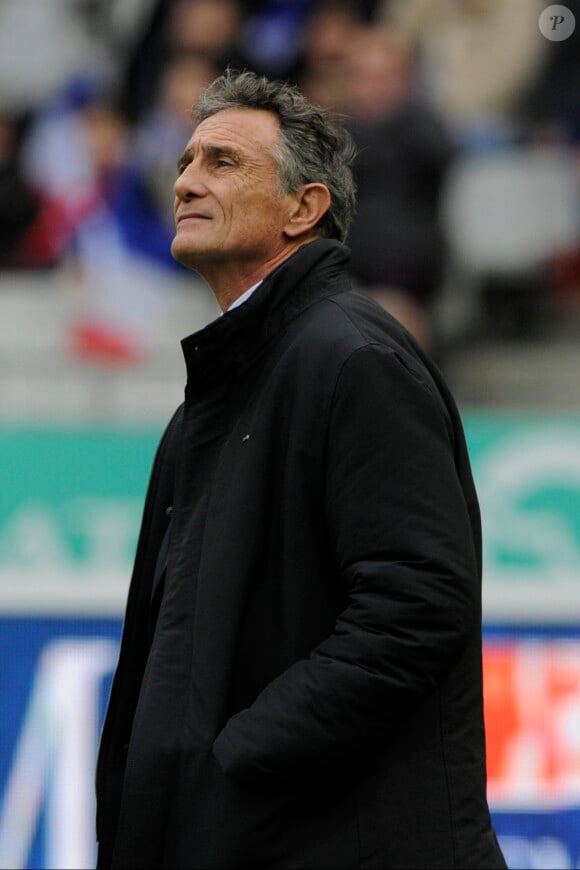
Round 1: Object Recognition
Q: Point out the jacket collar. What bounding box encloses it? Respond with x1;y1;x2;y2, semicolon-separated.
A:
181;239;351;389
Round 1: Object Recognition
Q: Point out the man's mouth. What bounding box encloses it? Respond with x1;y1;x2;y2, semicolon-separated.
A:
177;213;211;223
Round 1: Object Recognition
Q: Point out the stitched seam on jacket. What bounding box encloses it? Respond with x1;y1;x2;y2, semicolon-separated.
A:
438;686;458;868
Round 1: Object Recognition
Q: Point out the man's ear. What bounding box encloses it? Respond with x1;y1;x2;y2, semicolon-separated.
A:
284;183;331;238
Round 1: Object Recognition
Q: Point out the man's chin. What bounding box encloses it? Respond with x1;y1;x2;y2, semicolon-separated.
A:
171;241;225;277
171;240;202;270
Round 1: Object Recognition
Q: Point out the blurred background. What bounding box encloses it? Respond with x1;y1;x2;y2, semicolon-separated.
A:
1;1;580;867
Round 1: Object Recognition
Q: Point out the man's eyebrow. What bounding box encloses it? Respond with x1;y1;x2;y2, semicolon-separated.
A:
204;143;242;161
176;145;194;172
176;143;242;172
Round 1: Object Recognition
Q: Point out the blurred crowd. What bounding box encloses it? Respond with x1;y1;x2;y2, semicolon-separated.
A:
1;0;580;362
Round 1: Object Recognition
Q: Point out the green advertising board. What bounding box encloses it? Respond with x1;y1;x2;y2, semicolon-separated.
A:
463;412;580;622
0;425;161;614
1;413;579;620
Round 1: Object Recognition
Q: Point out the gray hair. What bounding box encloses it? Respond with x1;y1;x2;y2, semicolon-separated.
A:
192;69;357;243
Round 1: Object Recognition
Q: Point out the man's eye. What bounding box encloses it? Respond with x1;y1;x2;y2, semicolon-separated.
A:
216;159;233;168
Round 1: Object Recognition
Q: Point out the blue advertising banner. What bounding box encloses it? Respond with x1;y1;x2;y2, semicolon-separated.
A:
493;808;580;870
0;618;122;870
484;624;580;869
2;619;580;870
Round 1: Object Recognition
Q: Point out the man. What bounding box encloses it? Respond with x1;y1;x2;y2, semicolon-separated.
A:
95;70;506;869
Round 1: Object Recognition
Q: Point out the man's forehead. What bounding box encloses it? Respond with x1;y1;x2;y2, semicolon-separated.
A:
190;107;281;152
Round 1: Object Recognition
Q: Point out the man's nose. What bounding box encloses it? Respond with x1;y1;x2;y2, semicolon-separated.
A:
174;163;207;200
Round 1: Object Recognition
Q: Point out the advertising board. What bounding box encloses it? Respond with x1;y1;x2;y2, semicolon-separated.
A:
1;414;580;868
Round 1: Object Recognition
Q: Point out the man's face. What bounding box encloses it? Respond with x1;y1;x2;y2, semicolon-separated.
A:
171;108;293;273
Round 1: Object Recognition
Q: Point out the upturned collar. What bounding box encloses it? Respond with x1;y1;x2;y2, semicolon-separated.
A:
181;239;351;390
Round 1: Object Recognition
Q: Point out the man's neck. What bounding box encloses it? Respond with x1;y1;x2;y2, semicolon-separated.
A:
198;237;317;312
225;280;263;312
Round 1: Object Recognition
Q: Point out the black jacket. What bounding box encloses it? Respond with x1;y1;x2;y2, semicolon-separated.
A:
96;239;506;869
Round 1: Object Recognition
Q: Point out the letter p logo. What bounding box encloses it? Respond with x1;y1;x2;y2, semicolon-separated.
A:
539;5;576;40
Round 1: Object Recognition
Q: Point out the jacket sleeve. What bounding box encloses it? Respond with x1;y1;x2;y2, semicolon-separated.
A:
213;343;481;786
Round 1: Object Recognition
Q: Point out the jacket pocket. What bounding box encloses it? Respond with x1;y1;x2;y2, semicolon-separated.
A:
161;750;360;868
